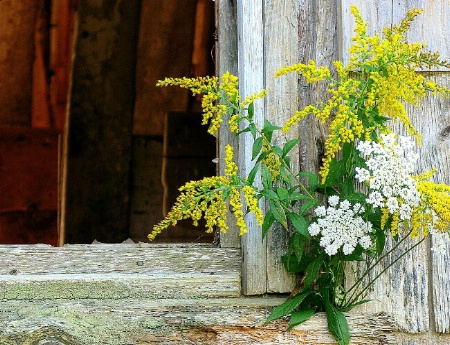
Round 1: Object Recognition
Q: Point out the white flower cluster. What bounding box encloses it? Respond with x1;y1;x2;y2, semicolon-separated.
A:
355;134;421;220
308;195;373;256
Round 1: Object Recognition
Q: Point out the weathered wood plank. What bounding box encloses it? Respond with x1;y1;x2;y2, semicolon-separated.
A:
0;244;241;299
298;0;339;173
339;1;450;336
237;0;267;295
217;0;241;248
0;297;396;345
65;0;141;243
263;0;299;293
0;244;240;275
405;74;450;334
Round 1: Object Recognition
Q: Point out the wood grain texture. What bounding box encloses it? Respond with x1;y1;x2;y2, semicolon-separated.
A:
0;244;241;299
298;0;339;174
237;0;267;295
0;298;395;345
133;0;197;136
338;1;450;340
406;74;450;334
263;0;299;293
340;2;450;337
0;0;36;126
0;243;397;344
217;0;241;248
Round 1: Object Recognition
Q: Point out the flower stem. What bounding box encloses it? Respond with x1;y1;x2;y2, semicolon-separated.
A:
342;231;425;310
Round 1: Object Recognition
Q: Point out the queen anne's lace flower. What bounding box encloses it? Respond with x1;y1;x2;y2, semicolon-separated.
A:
356;134;421;222
308;196;373;256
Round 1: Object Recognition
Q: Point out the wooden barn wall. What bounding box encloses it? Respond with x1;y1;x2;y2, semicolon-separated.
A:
64;0;141;244
340;1;450;343
218;0;339;294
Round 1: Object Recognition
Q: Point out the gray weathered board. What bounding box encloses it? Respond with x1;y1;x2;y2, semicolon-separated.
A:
0;243;396;344
340;1;450;342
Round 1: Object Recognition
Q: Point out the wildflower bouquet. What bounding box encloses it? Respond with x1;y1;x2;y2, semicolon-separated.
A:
149;7;450;345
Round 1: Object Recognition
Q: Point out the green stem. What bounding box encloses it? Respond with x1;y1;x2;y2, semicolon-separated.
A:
344;228;413;299
342;232;425;310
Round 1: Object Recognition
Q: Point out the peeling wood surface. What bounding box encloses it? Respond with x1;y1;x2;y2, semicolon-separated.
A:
0;243;398;344
0;297;395;345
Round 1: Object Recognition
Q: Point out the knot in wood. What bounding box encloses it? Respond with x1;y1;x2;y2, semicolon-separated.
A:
440;125;450;139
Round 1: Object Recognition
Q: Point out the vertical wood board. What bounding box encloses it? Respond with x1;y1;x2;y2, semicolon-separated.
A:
65;0;140;243
217;0;241;248
263;0;299;293
237;0;267;295
340;0;450;335
393;0;450;71
407;74;450;334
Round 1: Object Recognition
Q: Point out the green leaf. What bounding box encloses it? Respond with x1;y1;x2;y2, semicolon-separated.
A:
300;199;319;216
249;123;257;139
290;232;306;263
282;139;300;157
298;171;319;192
266;291;311;323
269;199;288;229
262;120;282;143
361;64;378;72
280;165;292;184
288;212;310;238
323;159;345;186
272;146;283;156
288;309;316;330
261;164;272;189
255;150;270;164
282;254;303;273
247;162;260;185
252;137;263;160
324;293;350;345
346;192;367;204
262;210;275;238
260;189;279;200
342;177;355;196
288;193;310;202
248;102;255;120
276;187;289;200
376;228;386;255
303;253;324;289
